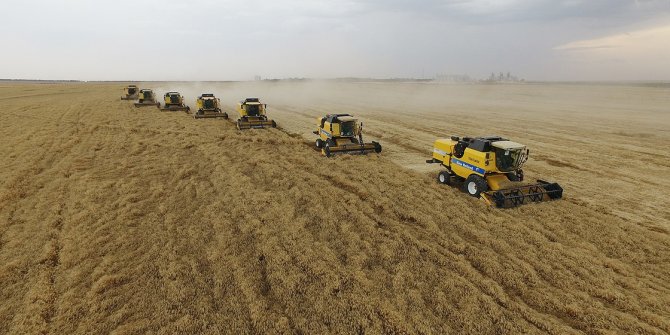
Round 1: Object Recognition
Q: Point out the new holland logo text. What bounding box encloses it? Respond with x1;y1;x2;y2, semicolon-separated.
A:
451;158;486;174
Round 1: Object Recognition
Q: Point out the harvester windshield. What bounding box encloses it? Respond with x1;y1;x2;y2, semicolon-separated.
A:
340;121;356;137
203;99;215;109
169;95;179;103
246;104;260;116
495;147;528;172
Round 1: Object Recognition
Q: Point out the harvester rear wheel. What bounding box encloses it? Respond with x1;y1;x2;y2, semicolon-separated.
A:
271;120;277;128
438;171;451;185
315;139;324;148
464;175;488;197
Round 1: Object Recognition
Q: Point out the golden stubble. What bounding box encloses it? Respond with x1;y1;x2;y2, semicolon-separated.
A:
0;82;668;334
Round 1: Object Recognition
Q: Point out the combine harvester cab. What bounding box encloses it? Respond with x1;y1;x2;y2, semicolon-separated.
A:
134;89;161;107
160;92;190;112
194;94;228;119
313;114;382;157
427;136;562;208
236;98;276;129
121;85;139;100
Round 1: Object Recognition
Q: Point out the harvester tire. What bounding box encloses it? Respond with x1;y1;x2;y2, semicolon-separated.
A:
315;139;324;148
464;175;487;197
438;171;451;185
271;120;277;128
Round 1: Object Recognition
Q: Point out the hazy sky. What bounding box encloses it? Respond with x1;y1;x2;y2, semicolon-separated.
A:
1;0;669;81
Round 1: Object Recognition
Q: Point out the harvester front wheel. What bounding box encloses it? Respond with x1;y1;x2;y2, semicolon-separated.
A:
271;120;277;128
315;139;324;148
464;175;488;198
438;171;451;185
324;143;332;157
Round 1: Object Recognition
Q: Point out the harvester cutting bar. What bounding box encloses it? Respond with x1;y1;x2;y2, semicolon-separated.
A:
236;118;276;130
324;142;381;157
160;105;190;112
134;102;160;107
483;180;563;208
194;111;228;119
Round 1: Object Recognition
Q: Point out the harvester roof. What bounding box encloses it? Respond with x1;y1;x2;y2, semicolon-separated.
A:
491;141;526;150
326;114;355;123
242;100;262;105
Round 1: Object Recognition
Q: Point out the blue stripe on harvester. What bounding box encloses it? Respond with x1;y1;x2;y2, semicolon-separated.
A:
451;158;486;175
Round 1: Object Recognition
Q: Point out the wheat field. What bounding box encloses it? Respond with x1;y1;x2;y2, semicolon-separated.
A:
0;81;669;334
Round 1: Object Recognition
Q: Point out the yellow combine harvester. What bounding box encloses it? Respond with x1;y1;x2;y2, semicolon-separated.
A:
313;114;382;157
159;92;190;112
427;136;562;208
134;89;160;107
235;98;276;129
121;85;138;100
194;94;228;119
